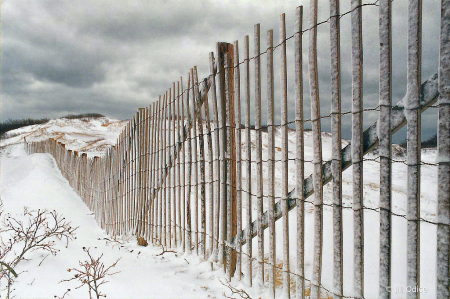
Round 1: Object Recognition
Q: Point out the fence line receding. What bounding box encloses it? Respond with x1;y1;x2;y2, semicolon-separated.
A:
26;1;450;298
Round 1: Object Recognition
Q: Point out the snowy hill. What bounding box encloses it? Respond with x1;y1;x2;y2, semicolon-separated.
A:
0;117;128;156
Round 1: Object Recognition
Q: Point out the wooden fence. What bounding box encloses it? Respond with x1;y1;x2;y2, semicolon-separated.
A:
26;1;450;298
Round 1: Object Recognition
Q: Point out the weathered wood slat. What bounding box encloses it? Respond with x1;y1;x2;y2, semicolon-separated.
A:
309;0;324;297
267;28;276;298
243;34;253;287
378;1;393;298
203;76;214;258
330;1;343;298
186;73;193;253
436;1;450;297
209;52;221;258
194;67;206;258
172;83;178;247
234;40;242;280
176;81;182;248
406;1;422;298
351;0;364;296
280;13;291;299
295;6;305;299
254;22;264;288
191;68;199;255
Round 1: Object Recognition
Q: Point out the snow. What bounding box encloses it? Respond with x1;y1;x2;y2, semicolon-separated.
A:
0;144;252;299
1;117;441;298
0;117;128;157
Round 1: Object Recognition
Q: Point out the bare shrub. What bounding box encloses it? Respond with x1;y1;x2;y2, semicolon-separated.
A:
61;247;121;299
0;208;77;298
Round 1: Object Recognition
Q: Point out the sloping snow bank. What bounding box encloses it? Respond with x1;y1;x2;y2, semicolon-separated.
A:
1;144;259;299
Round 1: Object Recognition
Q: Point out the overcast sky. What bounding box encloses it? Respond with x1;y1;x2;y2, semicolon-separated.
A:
1;0;442;141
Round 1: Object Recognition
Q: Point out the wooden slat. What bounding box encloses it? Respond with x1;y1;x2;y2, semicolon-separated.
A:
309;0;324;297
351;0;364;297
254;23;264;287
280;13;291;299
186;73;193;253
145;105;152;240
194;67;206;258
157;97;163;243
180;77;186;252
267;28;276;298
172;83;178;247
436;1;450;297
330;1;343;298
217;43;228;269
406;1;422;297
163;94;168;247
177;81;182;248
209;52;221;259
147;106;151;239
244;34;253;287
203;75;215;258
164;88;173;248
150;103;156;242
295;6;305;299
378;0;392;298
191;68;199;255
125;122;130;233
224;51;237;278
177;81;184;247
234;40;242;280
132;114;137;236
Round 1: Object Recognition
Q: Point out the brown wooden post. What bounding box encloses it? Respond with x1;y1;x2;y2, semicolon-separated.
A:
217;42;237;277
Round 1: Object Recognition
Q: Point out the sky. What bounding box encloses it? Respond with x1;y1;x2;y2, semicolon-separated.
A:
1;0;443;141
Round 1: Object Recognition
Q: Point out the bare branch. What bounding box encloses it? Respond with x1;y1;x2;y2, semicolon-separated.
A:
156;244;177;256
219;279;251;299
61;247;121;299
0;208;77;298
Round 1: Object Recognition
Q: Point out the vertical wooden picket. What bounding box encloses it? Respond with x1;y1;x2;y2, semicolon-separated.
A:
330;1;343;298
295;7;305;299
406;1;422;298
254;23;265;288
378;0;392;298
209;52;221;259
309;0;324;298
267;28;276;298
351;0;364;297
244;34;253;287
280;13;291;299
436;1;450;297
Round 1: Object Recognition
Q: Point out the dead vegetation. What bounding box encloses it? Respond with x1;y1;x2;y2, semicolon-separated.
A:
60;247;120;299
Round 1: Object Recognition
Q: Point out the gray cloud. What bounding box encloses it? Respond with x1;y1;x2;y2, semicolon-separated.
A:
1;0;442;143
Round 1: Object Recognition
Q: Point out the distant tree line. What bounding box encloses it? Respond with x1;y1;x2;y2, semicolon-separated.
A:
61;113;104;120
0;118;50;137
400;134;438;149
0;113;104;138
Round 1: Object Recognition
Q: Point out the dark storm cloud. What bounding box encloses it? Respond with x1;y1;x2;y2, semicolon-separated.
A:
1;0;443;142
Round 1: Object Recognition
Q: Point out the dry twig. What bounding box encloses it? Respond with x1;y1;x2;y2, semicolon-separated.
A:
60;247;121;299
220;279;252;299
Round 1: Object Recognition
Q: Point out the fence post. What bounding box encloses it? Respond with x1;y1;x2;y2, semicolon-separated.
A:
217;42;237;278
436;1;450;297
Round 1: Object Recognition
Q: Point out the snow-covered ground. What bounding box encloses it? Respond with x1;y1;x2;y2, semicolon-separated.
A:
1;144;251;299
0;117;440;298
